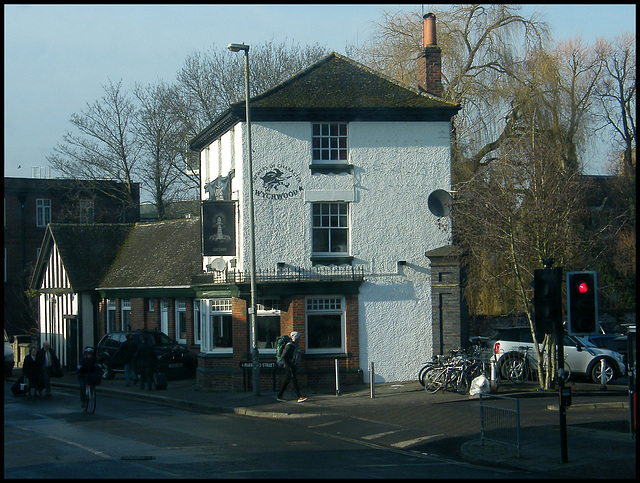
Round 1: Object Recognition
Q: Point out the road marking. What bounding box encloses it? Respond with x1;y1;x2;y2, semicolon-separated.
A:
362;430;406;440
307;419;344;428
391;434;445;448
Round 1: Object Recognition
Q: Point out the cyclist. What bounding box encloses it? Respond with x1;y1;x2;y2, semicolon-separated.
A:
77;346;99;409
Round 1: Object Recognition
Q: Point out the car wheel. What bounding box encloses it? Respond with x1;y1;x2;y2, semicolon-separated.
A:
590;359;615;384
101;361;115;380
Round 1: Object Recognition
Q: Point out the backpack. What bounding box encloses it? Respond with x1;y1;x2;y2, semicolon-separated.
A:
275;335;291;367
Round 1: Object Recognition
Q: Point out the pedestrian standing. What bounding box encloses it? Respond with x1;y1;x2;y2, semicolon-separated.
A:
134;336;156;390
37;341;60;397
276;331;307;403
114;332;138;386
22;345;43;397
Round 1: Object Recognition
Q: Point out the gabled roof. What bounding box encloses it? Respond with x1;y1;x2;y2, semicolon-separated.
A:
98;217;201;290
30;224;135;292
190;52;460;151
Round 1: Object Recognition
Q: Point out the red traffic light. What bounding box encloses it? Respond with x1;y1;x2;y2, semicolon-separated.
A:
578;282;589;294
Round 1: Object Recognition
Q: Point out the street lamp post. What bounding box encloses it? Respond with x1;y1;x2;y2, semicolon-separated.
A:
228;42;260;396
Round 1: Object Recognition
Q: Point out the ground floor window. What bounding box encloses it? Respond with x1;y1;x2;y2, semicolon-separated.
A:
176;298;187;343
106;300;116;333
256;299;281;350
121;299;131;332
197;299;233;352
306;296;345;352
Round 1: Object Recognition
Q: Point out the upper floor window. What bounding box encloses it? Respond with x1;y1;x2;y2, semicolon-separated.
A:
312;123;347;163
312;203;349;255
36;199;51;227
79;199;94;224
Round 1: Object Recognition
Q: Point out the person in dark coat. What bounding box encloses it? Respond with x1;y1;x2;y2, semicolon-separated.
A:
276;331;307;403
76;346;100;408
114;332;138;386
22;345;43;397
134;336;156;390
36;341;61;397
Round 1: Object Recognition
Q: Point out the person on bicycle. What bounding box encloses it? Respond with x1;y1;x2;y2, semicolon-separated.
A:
77;346;99;409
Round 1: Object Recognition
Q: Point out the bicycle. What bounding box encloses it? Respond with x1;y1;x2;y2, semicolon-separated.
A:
84;383;96;413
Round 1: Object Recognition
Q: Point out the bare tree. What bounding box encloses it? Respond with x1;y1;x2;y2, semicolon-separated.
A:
47;79;140;208
596;32;636;178
133;81;196;219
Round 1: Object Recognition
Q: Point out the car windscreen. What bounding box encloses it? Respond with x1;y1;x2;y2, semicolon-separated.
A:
144;332;176;347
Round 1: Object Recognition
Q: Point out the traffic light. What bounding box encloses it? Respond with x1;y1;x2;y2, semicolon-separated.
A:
533;267;562;337
567;271;598;335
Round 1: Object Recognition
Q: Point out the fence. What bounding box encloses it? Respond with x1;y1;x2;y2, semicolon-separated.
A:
478;394;521;457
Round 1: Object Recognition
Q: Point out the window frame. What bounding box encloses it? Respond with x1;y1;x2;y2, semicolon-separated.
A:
311;123;348;164
311;202;349;256
106;300;116;333
36;198;51;227
121;299;131;332
79;199;94;224
256;299;281;352
199;298;233;353
175;298;187;344
305;296;346;354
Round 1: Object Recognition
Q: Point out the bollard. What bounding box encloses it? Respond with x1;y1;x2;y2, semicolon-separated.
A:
369;361;375;398
335;359;342;396
600;359;607;391
490;356;499;393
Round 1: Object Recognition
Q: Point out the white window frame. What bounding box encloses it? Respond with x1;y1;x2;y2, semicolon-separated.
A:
121;299;131;332
311;122;348;163
106;300;116;333
200;298;233;353
175;298;187;344
305;296;345;354
312;202;349;255
36;198;51;227
194;300;202;345
256;299;281;352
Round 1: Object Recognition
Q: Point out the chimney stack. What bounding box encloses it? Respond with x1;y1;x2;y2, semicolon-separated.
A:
417;13;443;97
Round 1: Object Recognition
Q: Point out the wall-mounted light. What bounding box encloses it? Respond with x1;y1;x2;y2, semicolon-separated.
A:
277;262;285;269
397;261;407;267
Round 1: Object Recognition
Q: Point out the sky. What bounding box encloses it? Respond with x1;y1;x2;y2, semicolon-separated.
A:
4;4;637;185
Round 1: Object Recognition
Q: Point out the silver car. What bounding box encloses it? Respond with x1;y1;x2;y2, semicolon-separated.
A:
491;327;626;384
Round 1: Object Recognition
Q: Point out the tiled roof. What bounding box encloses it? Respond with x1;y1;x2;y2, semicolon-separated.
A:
190;52;460;151
32;224;135;291
99;217;201;288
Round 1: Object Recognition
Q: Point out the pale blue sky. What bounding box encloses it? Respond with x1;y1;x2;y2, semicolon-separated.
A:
4;4;636;180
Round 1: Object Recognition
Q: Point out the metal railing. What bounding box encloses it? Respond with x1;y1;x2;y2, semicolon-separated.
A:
192;266;365;285
478;394;521;457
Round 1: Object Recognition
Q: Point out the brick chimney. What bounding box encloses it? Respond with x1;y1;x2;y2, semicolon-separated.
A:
417;13;443;97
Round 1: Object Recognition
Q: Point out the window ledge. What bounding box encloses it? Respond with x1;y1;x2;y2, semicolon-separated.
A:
310;164;354;175
311;256;354;266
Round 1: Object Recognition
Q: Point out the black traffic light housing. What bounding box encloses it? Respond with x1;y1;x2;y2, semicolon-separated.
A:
533;267;563;339
567;271;598;335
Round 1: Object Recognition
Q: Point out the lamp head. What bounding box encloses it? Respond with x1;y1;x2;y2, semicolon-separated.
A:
228;43;249;52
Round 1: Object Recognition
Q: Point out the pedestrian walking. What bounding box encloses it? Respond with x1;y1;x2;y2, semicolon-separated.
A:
276;331;307;403
134;336;156;390
37;341;61;397
114;332;138;386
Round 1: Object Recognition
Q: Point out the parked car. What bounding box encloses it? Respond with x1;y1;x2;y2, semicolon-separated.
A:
490;326;626;384
97;330;197;380
4;330;15;379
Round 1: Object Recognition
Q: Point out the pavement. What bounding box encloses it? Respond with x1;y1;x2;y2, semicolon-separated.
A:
6;369;636;478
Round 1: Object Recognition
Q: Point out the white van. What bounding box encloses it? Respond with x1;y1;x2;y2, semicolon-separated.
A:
4;329;15;379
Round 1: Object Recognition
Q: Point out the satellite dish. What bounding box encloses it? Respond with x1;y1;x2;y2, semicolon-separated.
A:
209;257;227;272
428;189;453;217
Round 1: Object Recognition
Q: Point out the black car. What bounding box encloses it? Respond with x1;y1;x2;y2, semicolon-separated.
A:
97;330;197;380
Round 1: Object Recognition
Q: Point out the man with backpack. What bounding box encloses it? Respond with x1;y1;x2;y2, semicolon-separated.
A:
276;331;307;402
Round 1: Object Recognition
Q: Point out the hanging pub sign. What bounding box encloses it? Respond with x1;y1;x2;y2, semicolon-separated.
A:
201;200;236;256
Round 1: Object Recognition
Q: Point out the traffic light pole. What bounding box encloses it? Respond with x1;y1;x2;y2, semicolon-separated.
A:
556;315;568;463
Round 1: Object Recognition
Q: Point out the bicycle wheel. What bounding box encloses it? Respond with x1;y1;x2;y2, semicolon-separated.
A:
86;385;96;413
418;362;436;387
424;367;444;394
455;372;470;395
505;355;529;384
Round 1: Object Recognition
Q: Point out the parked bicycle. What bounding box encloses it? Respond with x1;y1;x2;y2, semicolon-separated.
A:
419;345;490;395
